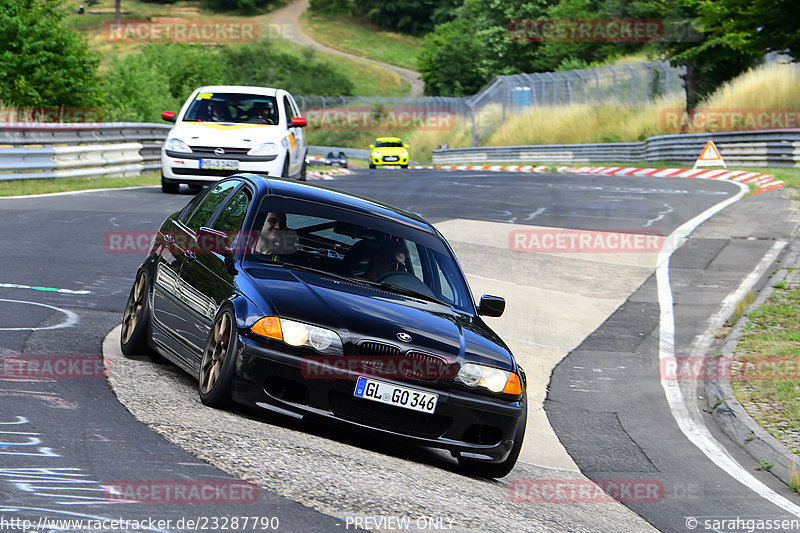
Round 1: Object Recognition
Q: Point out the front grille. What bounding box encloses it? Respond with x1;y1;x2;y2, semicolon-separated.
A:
358;341;401;357
172;168;243;177
189;146;251;155
329;391;451;438
403;351;449;380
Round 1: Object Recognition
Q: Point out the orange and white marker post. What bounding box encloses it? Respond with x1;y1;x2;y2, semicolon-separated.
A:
693;139;726;169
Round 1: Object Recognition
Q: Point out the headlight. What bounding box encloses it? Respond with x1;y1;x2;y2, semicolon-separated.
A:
456;363;521;394
165;138;192;153
248;142;279;156
400;150;408;157
372;151;381;158
251;316;343;355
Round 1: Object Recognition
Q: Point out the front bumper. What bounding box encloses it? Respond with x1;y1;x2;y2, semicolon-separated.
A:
371;154;408;166
231;337;525;463
161;151;282;182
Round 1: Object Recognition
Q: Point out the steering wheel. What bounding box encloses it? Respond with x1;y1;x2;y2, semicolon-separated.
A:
373;271;437;299
373;271;415;284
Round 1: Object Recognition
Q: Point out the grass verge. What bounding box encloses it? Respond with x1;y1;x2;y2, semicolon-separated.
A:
731;282;800;454
0;173;161;197
299;11;422;71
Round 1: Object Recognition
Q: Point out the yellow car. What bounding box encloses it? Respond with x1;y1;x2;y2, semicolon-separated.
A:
369;137;409;169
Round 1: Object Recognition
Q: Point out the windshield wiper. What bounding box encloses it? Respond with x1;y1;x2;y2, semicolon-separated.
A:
377;282;450;306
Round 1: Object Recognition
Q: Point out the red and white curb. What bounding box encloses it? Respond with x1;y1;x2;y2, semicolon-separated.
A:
564;166;784;194
410;164;551;173
409;163;783;194
307;168;353;180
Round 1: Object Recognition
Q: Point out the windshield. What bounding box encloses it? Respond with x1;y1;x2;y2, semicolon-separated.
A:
244;197;473;312
183;93;279;125
374;141;404;148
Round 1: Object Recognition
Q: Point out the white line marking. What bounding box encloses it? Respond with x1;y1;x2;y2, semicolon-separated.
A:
657;182;800;517
0;283;90;295
0;185;158;200
0;299;79;331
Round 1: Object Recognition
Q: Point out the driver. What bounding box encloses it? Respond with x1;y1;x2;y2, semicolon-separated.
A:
256;212;297;259
366;239;408;281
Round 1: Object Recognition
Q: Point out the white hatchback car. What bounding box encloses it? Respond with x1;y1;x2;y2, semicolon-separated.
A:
160;85;308;193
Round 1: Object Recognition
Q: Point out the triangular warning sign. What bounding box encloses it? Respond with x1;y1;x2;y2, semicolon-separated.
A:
693;140;726;168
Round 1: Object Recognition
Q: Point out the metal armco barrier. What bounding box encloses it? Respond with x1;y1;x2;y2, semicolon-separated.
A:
0;123;171;181
433;129;800;167
308;145;370;160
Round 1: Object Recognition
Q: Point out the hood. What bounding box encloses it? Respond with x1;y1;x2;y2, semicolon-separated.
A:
170;122;280;148
373;146;407;156
244;266;514;370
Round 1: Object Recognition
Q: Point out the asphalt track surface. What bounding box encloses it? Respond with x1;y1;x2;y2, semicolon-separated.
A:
0;169;793;532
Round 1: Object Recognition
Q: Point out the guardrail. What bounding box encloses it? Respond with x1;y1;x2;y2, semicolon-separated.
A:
308;145;370;160
0;123;170;180
433;130;800;167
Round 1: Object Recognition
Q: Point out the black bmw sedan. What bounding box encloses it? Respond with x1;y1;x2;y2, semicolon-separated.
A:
121;174;527;478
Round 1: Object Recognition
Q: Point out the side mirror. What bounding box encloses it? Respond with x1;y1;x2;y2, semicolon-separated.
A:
291;117;307;127
368;144;374;150
478;295;505;317
404;143;409;148
161;111;176;123
197;227;233;256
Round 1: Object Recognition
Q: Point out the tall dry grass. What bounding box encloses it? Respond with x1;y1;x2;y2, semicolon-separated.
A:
485;94;685;146
483;62;800;146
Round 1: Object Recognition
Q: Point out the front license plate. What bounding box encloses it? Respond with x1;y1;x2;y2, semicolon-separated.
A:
199;158;239;170
354;376;438;414
383;156;399;162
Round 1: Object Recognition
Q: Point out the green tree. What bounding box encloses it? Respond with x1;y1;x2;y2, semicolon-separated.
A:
0;0;100;108
418;0;552;96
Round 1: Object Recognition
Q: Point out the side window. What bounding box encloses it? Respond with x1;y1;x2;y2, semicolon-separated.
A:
185;181;238;232
283;96;295;124
212;188;252;247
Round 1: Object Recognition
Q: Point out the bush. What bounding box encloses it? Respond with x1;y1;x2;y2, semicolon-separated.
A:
0;0;100;108
100;40;354;122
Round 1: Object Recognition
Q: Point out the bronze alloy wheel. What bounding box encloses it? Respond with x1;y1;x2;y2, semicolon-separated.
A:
121;273;146;345
200;312;232;394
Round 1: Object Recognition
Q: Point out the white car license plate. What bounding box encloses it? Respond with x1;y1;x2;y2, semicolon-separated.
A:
354;376;438;414
199;158;238;170
383;156;399;162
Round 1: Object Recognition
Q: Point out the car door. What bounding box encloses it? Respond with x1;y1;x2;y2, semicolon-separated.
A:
151;191;207;339
179;183;253;357
157;180;240;364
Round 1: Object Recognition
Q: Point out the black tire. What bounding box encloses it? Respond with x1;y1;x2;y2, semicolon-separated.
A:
198;306;238;408
369;163;376;169
298;158;307;181
281;154;290;179
120;271;153;357
401;164;408;169
161;173;179;194
458;399;527;478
